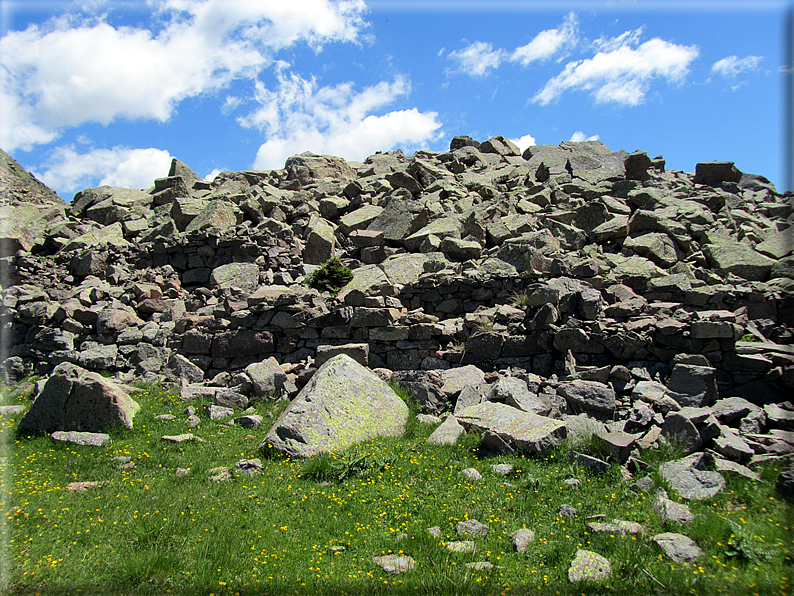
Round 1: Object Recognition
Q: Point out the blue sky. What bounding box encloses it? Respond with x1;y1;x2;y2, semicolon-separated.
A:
1;0;790;201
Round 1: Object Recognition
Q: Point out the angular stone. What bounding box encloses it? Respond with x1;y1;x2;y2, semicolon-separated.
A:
661;412;703;455
447;541;476;553
315;343;369;368
166;354;204;384
487;376;550;416
659;453;726;499
652;533;702;563
456;519;489;537
457;401;567;455
568;550;612;583
440;365;486;398
557;380;616;414
653;491;695;524
211;330;274;359
509;528;535;553
427;415;465;445
703;242;776;281
666;364;718;408
245;358;287;397
18;363;139;433
260;355;409;458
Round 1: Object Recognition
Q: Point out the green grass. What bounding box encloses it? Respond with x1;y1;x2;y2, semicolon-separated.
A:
2;382;792;596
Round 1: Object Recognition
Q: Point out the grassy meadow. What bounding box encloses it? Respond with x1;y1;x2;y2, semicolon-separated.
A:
1;380;792;596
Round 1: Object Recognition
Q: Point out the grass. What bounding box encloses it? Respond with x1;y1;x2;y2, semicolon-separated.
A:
2;381;792;596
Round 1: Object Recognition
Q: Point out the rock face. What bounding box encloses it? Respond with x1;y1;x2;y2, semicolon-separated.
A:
260;354;409;458
18;362;140;433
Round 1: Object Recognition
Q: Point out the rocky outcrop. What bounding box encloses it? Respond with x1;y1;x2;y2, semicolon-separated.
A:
1;136;792;465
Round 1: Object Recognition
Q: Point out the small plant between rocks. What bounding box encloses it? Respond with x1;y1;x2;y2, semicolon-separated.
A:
304;256;353;294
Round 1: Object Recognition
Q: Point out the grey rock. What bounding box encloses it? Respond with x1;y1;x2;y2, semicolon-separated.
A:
666;364;718;408
456;519;489;537
652;532;702;563
245;358;287;397
458;401;567;455
427;415;465;445
661;412;703;455
487;376;550;416
659;453;726;499
166;354;204;384
373;555;416;573
509;528;535;552
18;362;140;433
50;431;111;446
653;491;695;524
260;354;409;458
568;549;612;583
461;467;482;481
557;380;616;414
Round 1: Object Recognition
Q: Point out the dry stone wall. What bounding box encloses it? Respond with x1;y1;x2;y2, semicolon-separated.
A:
1;137;792;413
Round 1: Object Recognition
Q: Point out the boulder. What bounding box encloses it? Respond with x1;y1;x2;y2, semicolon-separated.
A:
652;533;702;563
659;453;726;499
427;415;465;445
260;354;409;458
557;380;616;414
210;262;260;293
456;401;566;455
245;358;287;397
666;364;718;408
568;550;612;584
18;362;140;433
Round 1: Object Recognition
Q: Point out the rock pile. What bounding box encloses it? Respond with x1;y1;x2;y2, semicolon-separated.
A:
1;136;792;466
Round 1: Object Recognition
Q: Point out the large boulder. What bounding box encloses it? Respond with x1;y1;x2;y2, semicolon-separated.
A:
456;401;566;455
17;362;140;433
260;354;409;458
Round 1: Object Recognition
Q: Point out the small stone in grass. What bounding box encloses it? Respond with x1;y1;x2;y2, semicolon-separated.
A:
461;468;482;481
373;555;415;573
568;549;612;583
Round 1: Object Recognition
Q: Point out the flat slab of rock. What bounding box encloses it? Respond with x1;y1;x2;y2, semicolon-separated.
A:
373;555;415;573
260;354;409;458
659;453;725;499
568;549;612;583
586;520;646;535
0;405;26;415
161;433;205;444
557;380;616;414
652;532;702;563
457;401;566;455
51;431;111;446
65;481;106;492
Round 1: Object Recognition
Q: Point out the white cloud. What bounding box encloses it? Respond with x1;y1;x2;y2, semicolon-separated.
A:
33;146;173;196
448;41;504;77
711;55;763;78
511;12;578;66
570;131;600;142
204;168;223;182
240;70;442;170
0;0;369;151
533;37;699;106
592;27;643;53
510;134;536;153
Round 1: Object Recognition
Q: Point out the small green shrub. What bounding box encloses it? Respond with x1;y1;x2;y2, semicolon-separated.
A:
512;290;531;308
739;333;763;343
300;448;395;483
304;256;353;294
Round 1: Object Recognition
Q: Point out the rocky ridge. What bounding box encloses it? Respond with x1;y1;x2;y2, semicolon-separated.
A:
1;136;793;467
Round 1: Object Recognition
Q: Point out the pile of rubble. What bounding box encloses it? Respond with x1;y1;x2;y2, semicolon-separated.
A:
1;136;792;463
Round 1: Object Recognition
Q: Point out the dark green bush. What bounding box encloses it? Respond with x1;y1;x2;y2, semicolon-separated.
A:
305;257;353;294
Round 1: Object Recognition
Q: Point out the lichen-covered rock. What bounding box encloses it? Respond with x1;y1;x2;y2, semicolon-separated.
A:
568;549;612;583
260;354;409;458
